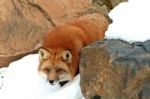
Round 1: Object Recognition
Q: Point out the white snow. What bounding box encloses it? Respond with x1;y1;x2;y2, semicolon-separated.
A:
0;54;84;99
105;0;150;43
0;67;7;89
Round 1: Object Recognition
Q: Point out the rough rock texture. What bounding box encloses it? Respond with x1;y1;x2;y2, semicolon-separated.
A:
0;0;115;67
80;39;150;99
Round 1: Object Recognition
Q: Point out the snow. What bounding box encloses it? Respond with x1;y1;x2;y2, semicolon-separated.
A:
0;67;7;89
0;54;84;99
105;0;150;43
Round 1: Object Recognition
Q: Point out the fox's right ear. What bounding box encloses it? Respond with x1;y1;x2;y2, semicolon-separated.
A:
39;48;49;61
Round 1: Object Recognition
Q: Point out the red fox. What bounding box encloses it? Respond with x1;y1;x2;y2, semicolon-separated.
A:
38;20;108;86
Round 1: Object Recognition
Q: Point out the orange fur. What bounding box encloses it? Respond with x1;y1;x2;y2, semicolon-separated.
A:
38;20;107;83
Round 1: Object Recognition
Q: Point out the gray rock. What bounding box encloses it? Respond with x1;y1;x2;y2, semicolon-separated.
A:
80;39;150;99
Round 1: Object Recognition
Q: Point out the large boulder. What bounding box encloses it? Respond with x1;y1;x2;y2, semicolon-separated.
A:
0;0;112;67
80;39;150;99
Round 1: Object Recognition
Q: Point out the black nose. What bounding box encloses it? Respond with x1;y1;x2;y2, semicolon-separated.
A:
49;80;54;84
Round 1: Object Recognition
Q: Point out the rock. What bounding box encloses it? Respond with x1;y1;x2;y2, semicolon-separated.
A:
80;39;150;99
0;0;50;67
0;0;111;67
110;0;128;7
92;0;128;14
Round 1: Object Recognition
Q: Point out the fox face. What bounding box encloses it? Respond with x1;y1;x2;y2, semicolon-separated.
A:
38;48;73;86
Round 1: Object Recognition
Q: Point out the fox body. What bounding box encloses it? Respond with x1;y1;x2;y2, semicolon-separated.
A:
38;20;108;85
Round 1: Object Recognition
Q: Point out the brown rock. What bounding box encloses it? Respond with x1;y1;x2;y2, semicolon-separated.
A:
80;39;150;99
0;0;51;67
0;0;110;67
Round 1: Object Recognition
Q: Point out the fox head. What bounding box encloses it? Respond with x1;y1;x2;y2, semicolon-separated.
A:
38;48;76;86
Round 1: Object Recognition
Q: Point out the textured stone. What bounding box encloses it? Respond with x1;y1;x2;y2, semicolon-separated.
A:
0;0;111;67
80;39;150;99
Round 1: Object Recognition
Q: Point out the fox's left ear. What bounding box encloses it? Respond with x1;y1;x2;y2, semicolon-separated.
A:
39;47;49;61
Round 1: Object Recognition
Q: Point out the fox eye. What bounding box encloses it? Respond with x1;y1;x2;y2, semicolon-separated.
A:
44;68;51;73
